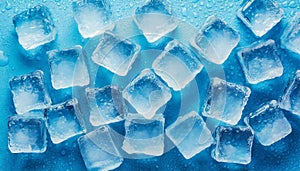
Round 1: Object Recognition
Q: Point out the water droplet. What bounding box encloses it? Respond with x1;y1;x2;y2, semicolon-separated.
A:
61;150;66;156
289;1;297;8
5;1;12;10
193;11;198;18
192;0;199;3
0;51;8;67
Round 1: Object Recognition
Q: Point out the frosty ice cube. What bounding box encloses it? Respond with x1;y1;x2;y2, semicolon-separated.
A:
165;111;213;159
281;12;300;55
122;114;165;156
122;69;172;119
190;16;240;64
9;70;52;114
78;126;123;171
47;46;90;90
8;112;47;153
72;0;114;38
91;31;140;76
211;126;254;165
13;5;57;50
152;40;203;91
244;100;292;146
280;70;300;116
203;77;251;125
237;39;283;84
133;0;178;43
86;85;127;126
45;99;86;144
237;0;283;37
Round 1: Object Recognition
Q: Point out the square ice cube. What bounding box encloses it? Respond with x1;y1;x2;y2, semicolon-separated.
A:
237;0;283;37
91;31;140;76
78;126;123;171
237;39;283;84
45;99;86;144
203;77;251;125
122;69;172;119
47;46;90;90
9;70;52;114
244;100;292;146
281;12;300;55
190;16;240;64
211;126;254;165
165;111;213;159
13;5;56;50
86;85;127;126
280;70;300;116
152;40;203;91
8;112;47;153
133;0;178;43
122;114;165;156
72;0;114;38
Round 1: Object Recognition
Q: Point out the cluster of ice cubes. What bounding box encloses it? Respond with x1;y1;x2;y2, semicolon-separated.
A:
7;0;300;170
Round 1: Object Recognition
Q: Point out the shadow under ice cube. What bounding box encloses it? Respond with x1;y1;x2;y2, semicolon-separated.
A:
8;113;47;153
245;100;292;146
166;111;213;159
212;126;254;165
9;70;52;114
13;5;57;50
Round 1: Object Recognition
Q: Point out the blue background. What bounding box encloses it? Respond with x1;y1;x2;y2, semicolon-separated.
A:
0;0;300;170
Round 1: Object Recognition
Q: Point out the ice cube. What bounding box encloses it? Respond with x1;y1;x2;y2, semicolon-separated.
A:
122;114;165;156
281;12;300;55
47;46;90;90
45;99;86;144
203;77;251;125
211;126;254;165
133;0;178;43
9;70;52;114
190;16;240;64
122;69;172;119
8;112;47;153
244;100;292;146
280;70;300;116
13;5;57;50
165;111;213;159
152;40;203;91
72;0;114;38
91;31;140;76
237;39;283;84
78;126;123;171
86;85;127;126
237;0;283;37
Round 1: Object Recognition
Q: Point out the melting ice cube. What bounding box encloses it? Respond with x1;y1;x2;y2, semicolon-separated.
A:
153;40;203;91
72;0;114;38
13;5;57;50
281;12;300;55
9;70;52;114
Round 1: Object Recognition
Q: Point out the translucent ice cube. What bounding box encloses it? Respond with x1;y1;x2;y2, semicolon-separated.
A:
237;0;283;37
152;40;203;91
91;31;140;76
280;70;300;116
237;39;283;84
244;100;292;146
45;99;86;144
9;70;52;114
211;126;254;165
78;126;123;171
190;16;240;64
47;46;90;89
133;0;178;43
165;111;213;159
281;12;300;55
122;69;172;119
72;0;114;38
203;77;251;125
86;85;127;126
8;112;47;153
13;5;57;50
122;114;165;156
